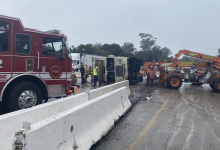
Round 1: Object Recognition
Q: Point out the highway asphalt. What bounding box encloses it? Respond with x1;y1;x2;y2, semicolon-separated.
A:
91;81;220;150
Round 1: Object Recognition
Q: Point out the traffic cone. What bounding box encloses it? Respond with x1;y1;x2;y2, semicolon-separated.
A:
76;86;79;94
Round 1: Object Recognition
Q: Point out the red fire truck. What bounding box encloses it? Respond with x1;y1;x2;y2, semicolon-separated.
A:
0;15;72;112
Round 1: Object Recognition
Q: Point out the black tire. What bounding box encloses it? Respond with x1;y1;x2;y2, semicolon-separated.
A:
210;84;215;90
166;74;182;89
214;78;220;92
192;83;203;86
6;82;43;112
129;80;137;85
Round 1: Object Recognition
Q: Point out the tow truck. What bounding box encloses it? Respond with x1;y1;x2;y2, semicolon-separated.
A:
141;49;220;92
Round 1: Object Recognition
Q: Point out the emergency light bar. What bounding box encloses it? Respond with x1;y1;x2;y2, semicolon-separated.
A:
46;29;62;34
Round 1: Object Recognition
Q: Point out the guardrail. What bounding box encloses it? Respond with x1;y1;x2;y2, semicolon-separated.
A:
0;81;131;150
13;87;131;150
88;80;130;100
0;93;88;150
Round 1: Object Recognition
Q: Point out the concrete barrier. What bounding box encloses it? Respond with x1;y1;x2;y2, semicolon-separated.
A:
0;93;88;150
88;80;130;100
13;87;131;150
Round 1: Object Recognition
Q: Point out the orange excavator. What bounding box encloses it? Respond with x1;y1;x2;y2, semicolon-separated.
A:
141;49;220;92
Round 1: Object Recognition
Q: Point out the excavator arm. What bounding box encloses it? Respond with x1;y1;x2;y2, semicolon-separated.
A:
172;49;220;64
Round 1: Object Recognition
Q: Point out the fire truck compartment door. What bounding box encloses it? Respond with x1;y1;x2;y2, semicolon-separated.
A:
48;85;66;97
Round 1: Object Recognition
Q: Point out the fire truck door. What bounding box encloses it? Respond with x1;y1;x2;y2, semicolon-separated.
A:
0;19;12;83
40;35;67;97
12;30;39;77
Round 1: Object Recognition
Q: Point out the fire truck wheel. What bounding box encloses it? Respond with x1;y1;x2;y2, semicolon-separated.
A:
214;78;220;92
6;82;43;112
166;74;182;89
210;84;215;90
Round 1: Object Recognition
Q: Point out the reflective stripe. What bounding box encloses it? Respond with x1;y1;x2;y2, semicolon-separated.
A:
93;68;97;75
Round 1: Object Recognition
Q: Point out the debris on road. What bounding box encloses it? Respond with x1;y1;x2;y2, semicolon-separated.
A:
146;97;151;100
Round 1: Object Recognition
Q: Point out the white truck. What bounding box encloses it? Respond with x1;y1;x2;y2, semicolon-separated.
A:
71;53;106;71
92;56;128;83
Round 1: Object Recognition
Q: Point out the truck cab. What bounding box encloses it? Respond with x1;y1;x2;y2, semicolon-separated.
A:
0;15;72;112
71;53;80;71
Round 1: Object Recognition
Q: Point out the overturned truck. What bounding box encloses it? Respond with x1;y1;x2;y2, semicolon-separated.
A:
92;56;142;85
128;57;143;85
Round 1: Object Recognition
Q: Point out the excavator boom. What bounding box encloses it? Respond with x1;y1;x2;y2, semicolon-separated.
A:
173;49;220;64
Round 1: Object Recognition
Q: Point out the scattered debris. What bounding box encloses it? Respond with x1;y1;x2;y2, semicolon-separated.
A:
146;97;151;100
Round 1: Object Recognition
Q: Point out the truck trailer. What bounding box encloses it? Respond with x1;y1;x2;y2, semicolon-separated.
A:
92;55;129;83
71;53;106;71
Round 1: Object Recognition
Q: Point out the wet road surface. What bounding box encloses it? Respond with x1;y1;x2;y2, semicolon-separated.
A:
91;82;220;150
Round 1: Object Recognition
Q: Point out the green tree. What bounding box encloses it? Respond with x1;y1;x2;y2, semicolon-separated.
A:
135;50;148;62
110;43;123;56
160;47;172;60
139;33;156;51
77;44;93;54
70;43;111;57
101;43;123;56
136;33;172;62
151;46;162;61
101;44;111;53
121;42;136;57
70;45;77;53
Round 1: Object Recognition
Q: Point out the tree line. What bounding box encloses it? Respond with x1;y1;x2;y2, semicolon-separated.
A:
70;33;220;62
70;33;172;63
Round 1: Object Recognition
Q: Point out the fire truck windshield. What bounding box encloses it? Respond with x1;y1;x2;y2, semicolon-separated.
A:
66;41;71;59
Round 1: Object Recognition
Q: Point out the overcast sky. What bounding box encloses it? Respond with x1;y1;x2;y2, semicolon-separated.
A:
1;0;219;56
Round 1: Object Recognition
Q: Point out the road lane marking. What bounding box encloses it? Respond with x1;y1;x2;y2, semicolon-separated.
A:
129;90;176;150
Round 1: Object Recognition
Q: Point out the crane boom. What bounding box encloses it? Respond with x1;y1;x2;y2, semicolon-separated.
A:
172;49;220;64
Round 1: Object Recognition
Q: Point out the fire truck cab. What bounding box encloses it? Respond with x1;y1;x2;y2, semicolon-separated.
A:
0;15;72;112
